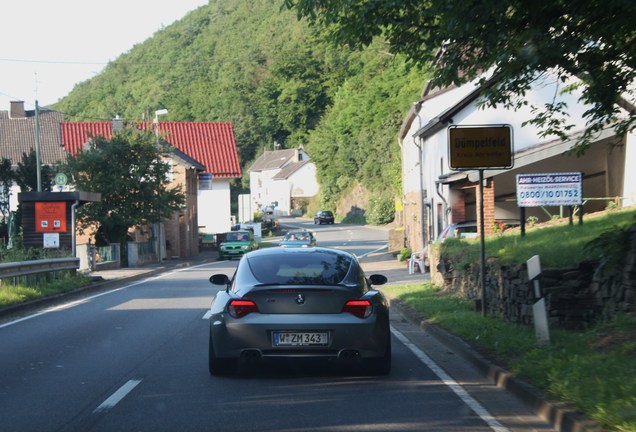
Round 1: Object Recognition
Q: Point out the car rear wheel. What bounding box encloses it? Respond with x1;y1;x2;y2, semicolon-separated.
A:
209;330;236;376
364;337;391;376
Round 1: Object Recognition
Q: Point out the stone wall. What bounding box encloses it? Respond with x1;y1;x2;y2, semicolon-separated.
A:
388;228;406;254
432;224;636;328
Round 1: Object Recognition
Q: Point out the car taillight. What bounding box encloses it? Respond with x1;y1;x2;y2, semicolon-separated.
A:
227;299;259;318
343;300;373;318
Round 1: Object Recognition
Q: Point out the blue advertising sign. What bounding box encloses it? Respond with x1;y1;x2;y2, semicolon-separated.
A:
199;173;213;190
516;172;582;207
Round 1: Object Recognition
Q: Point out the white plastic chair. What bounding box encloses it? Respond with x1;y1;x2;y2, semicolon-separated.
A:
408;249;428;274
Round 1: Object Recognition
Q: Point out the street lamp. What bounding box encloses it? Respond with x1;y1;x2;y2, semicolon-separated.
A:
153;109;168;260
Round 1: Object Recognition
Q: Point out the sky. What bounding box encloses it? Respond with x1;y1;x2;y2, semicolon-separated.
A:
0;0;209;111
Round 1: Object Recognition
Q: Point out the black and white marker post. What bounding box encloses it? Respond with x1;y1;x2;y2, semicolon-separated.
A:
527;255;550;346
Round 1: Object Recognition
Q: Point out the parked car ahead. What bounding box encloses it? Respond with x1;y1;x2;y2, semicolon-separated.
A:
218;230;258;260
314;210;335;225
437;219;520;242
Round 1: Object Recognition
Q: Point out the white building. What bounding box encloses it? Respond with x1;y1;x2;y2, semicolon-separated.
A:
400;71;636;251
249;146;319;216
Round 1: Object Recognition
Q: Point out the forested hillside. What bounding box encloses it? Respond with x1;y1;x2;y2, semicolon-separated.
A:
54;0;429;220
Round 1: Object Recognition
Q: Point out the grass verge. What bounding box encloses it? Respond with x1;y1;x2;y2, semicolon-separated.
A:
0;273;92;309
438;207;636;269
382;282;636;431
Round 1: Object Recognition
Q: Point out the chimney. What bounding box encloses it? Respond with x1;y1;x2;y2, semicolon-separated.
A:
112;115;123;132
9;101;26;119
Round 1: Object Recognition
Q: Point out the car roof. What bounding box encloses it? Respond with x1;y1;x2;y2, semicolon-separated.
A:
450;221;477;226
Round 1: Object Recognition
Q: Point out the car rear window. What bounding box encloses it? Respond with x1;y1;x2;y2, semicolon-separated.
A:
456;226;478;238
247;251;353;285
226;232;249;242
284;232;312;240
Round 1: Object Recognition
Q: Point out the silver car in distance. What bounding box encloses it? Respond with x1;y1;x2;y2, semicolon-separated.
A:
208;247;391;376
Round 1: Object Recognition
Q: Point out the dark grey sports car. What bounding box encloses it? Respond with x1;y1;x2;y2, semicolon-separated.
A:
208;247;391;376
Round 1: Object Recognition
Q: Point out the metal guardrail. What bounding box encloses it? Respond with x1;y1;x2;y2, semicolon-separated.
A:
0;258;80;279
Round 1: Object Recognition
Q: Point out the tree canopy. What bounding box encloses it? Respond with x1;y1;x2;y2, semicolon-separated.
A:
0;158;12;217
62;128;185;246
284;0;636;153
14;149;53;193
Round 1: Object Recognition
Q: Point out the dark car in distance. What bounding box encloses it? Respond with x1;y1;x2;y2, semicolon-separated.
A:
207;247;391;376
314;210;335;225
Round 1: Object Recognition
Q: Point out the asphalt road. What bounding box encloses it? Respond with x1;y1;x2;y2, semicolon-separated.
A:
0;221;558;431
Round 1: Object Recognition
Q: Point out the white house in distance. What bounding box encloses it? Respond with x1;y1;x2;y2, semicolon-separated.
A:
248;146;319;216
399;70;636;252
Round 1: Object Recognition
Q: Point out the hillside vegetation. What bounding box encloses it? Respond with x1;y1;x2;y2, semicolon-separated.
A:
54;0;428;214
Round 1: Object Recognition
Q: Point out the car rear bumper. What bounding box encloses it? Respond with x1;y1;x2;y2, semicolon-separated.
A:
210;313;389;359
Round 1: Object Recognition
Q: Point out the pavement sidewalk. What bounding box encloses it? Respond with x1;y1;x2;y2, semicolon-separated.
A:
85;248;219;286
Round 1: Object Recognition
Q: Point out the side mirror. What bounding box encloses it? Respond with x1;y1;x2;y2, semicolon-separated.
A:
209;274;230;286
368;274;388;286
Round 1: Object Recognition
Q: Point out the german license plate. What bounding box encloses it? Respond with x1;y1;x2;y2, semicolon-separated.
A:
272;331;329;346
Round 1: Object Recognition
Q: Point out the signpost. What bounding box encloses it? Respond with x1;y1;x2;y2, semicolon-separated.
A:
516;172;583;228
449;125;513;170
516;172;582;207
448;125;514;316
54;172;68;192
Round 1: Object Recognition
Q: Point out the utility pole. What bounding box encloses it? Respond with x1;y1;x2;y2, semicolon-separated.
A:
35;100;42;192
153;109;168;261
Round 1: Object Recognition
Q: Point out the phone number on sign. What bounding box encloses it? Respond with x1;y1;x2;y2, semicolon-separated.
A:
518;189;579;199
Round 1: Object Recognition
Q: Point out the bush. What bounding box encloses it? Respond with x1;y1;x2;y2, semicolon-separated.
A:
397;247;411;262
366;195;395;225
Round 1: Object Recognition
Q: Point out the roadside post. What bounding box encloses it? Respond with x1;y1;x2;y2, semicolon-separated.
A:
527;255;550;346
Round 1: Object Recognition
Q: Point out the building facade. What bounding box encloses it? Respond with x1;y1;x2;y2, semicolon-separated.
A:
248;146;318;217
400;71;636;252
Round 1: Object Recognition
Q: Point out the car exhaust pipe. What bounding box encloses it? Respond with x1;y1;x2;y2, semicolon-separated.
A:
240;349;262;361
338;350;360;360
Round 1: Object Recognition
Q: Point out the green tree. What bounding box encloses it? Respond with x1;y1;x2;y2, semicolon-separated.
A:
62;128;185;253
0;158;13;222
14;149;54;192
0;158;14;242
284;0;636;153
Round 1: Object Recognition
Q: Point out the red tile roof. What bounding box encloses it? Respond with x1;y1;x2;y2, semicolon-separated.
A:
61;121;242;178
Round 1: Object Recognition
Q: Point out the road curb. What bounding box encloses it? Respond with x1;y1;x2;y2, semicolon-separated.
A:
386;294;605;432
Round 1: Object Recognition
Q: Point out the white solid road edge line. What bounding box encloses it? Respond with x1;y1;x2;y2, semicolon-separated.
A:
94;379;142;413
390;327;509;432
